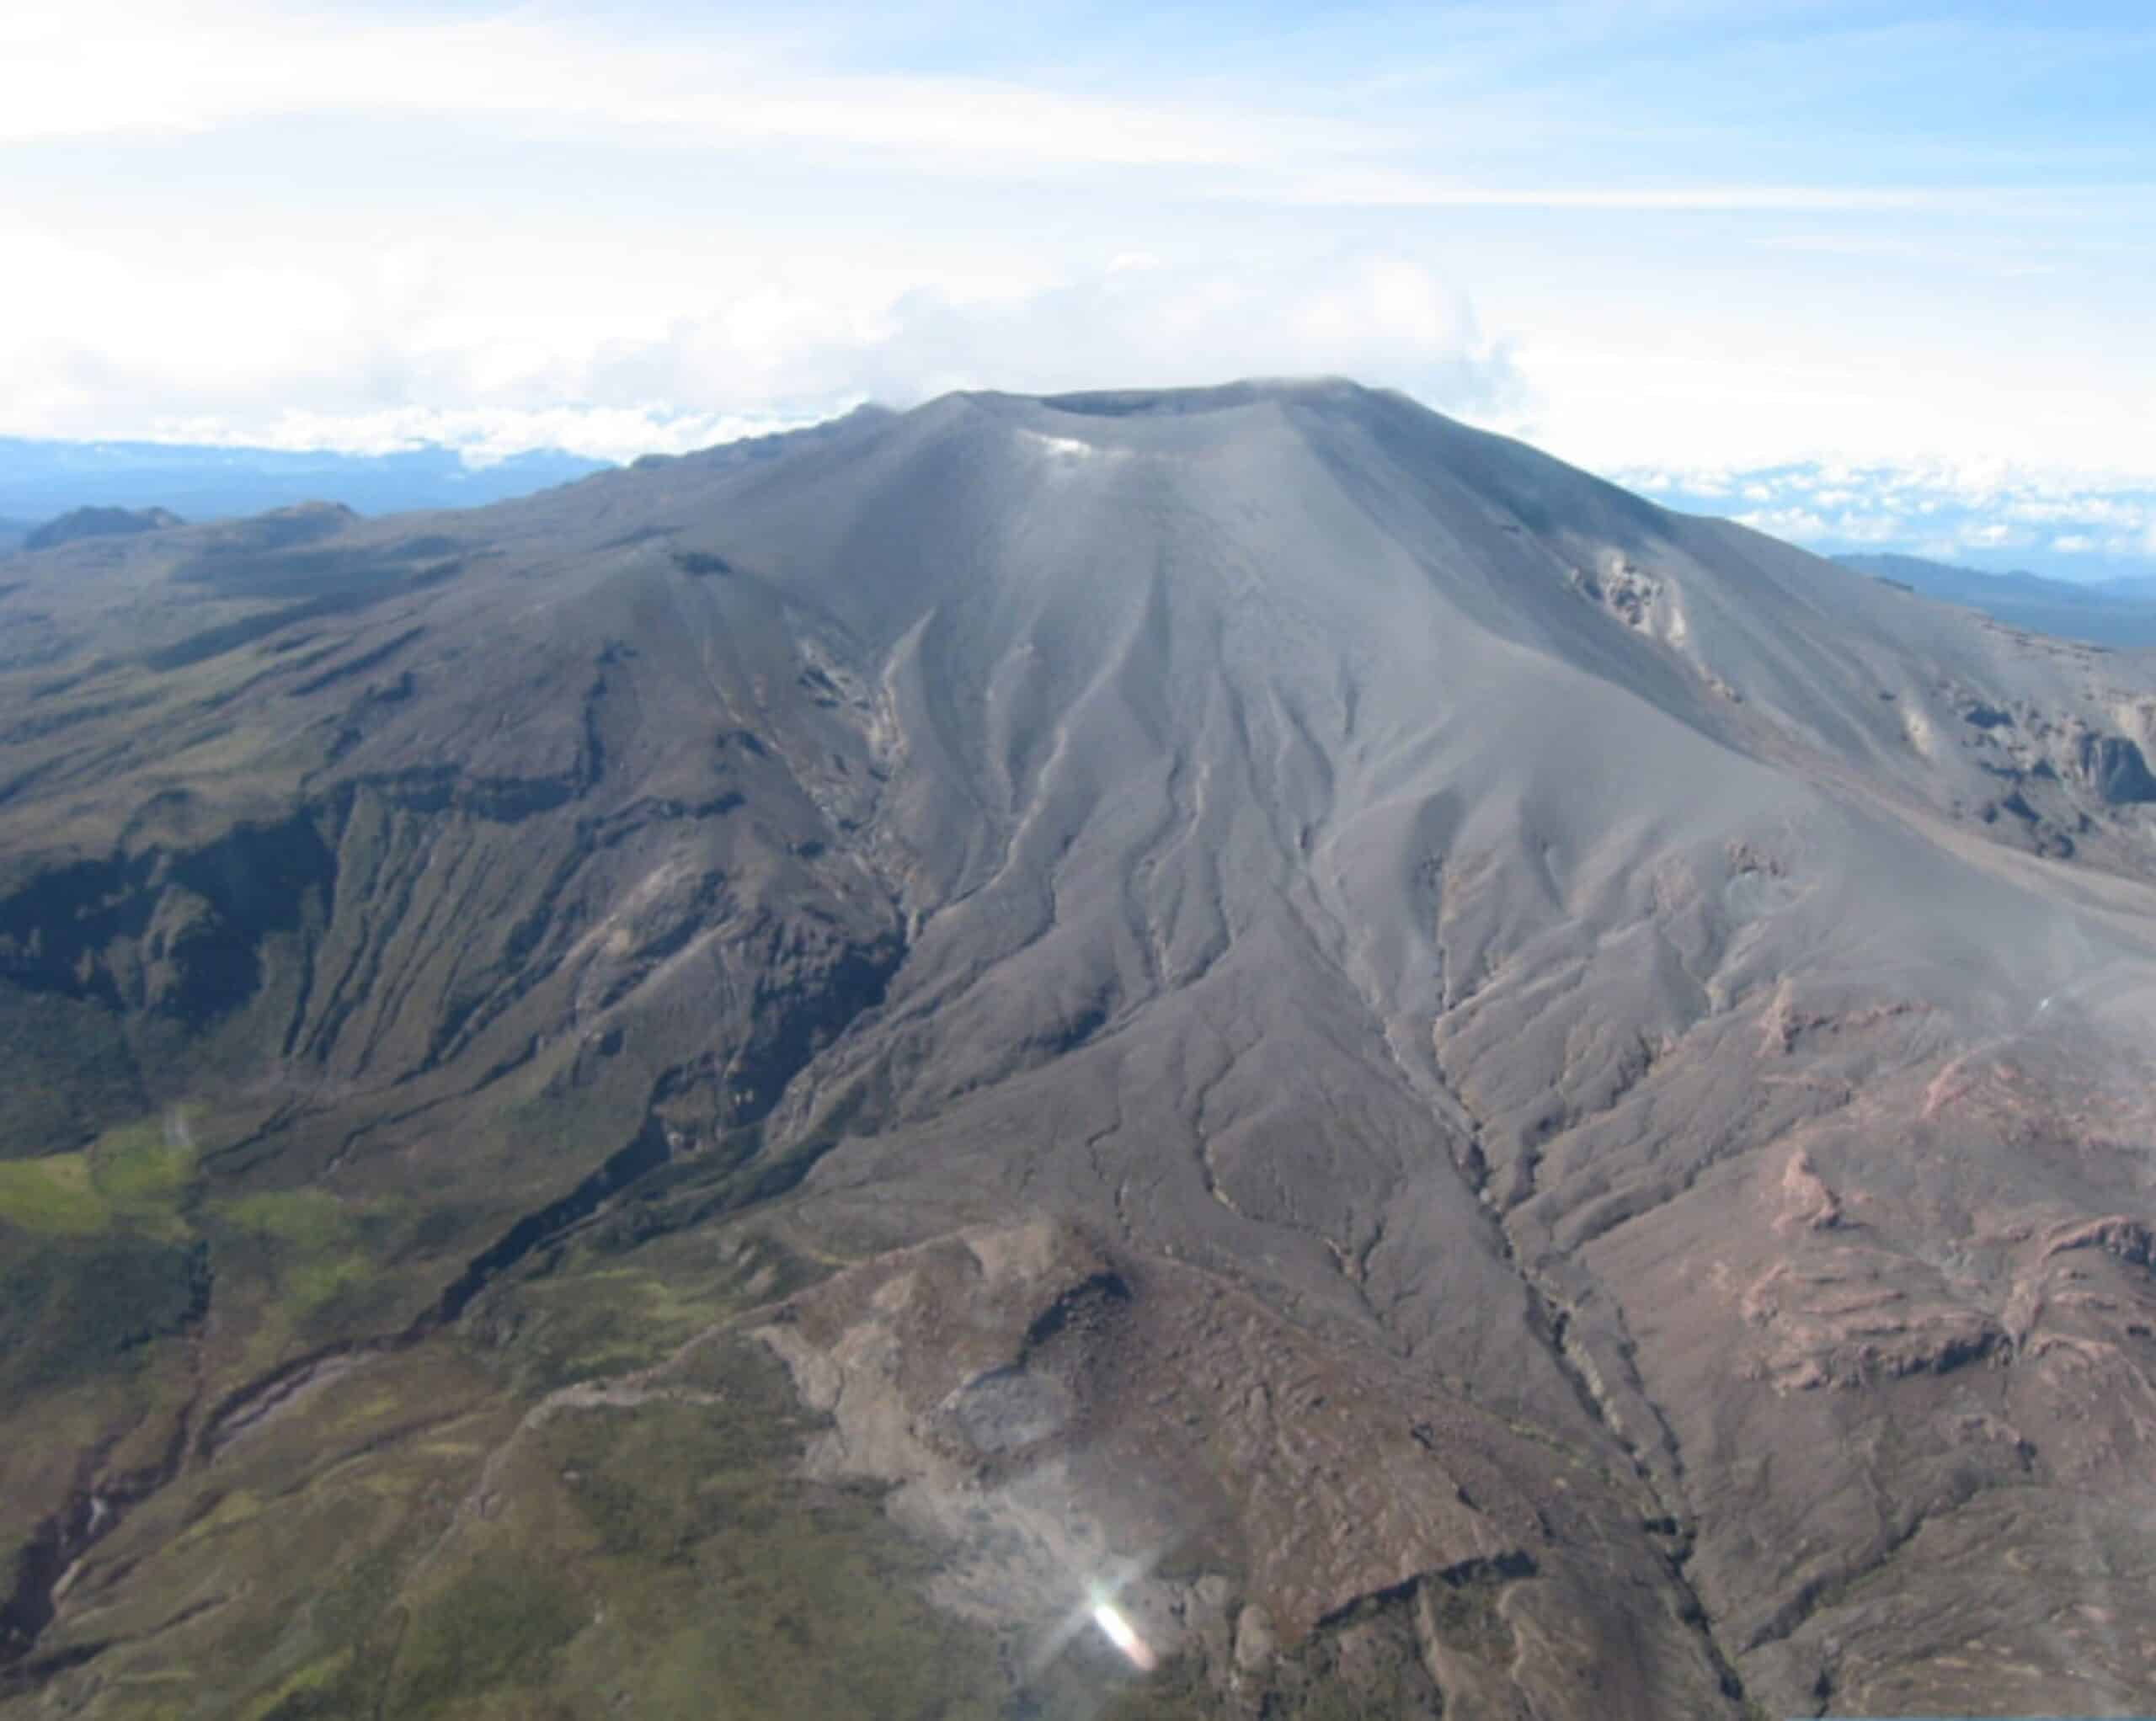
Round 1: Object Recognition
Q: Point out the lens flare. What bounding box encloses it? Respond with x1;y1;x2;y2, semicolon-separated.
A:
1089;1599;1158;1671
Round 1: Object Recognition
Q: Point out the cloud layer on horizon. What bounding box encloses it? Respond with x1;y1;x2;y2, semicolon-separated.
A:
1625;459;2156;582
4;237;1527;466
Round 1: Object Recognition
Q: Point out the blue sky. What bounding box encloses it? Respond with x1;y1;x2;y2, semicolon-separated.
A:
3;0;2151;547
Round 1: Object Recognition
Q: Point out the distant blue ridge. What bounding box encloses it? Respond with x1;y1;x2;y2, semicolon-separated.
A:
1833;552;2156;649
0;437;611;525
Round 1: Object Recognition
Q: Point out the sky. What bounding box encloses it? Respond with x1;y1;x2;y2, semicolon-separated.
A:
4;0;2153;559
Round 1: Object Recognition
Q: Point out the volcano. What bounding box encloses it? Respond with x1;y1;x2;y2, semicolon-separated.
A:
6;381;2156;1718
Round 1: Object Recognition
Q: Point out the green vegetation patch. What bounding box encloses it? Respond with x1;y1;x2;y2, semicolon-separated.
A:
0;1151;108;1234
92;1112;200;1207
0;1229;204;1392
0;983;147;1159
11;1212;1031;1718
209;1186;404;1337
22;1355;515;1721
218;1188;365;1250
466;1221;827;1395
386;1551;587;1718
538;1344;1006;1720
238;1645;358;1721
354;1336;1008;1721
0;1111;201;1236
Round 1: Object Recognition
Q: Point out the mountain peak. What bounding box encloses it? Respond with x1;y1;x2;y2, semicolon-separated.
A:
1024;375;1387;417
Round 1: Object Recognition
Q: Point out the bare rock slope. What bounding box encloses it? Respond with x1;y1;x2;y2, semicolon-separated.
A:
7;381;2156;1718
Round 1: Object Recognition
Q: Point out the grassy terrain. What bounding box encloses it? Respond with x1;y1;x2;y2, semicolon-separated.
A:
20;1346;513;1721
382;1345;1009;1721
13;1251;1027;1721
3;1094;1257;1719
205;1186;409;1347
0;1107;412;1404
0;1113;196;1236
464;1214;827;1397
0;1153;107;1235
92;1117;200;1213
0;1230;200;1393
0;986;148;1161
0;1116;211;1408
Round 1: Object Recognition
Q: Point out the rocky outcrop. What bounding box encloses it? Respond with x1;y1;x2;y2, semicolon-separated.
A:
755;1221;1734;1717
2075;732;2156;804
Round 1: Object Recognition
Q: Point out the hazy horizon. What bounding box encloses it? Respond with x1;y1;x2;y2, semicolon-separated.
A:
7;381;2154;582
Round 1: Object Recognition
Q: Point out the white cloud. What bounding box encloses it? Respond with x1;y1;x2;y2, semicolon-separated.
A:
3;1;2150;487
1259;168;1983;211
1756;232;1926;256
1635;456;2156;575
16;2;2133;221
1730;506;1903;546
1735;506;1831;541
0;235;1520;459
1828;513;1908;545
0;0;1378;172
142;404;820;468
576;253;1525;424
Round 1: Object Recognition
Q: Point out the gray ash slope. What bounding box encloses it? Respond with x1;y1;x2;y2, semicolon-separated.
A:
8;380;2156;1718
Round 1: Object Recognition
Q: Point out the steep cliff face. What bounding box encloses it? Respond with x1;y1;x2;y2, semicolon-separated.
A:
8;383;2156;1718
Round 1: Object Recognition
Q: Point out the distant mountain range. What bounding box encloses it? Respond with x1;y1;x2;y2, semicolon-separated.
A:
20;506;186;553
1837;551;2156;647
11;434;2154;661
0;435;609;529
